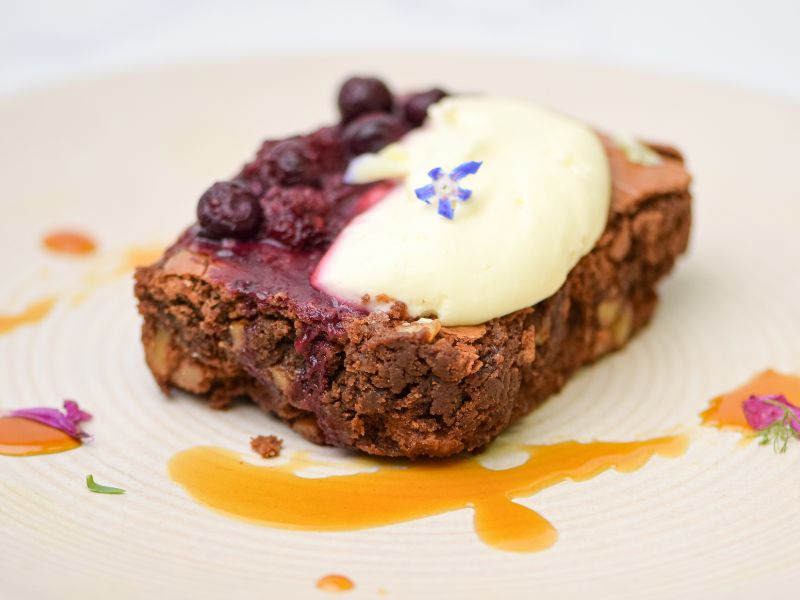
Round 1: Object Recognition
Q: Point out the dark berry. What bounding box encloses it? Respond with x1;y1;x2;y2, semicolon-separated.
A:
342;113;404;156
337;76;393;123
305;125;348;172
262;187;330;248
267;139;319;186
197;181;262;240
404;88;448;126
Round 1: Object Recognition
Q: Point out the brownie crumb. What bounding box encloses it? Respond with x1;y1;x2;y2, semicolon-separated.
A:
250;435;283;458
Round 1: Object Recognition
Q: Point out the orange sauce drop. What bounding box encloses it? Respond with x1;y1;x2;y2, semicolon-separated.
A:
700;369;800;432
0;297;56;335
316;574;354;593
42;230;97;256
116;245;164;274
169;436;687;553
0;417;80;456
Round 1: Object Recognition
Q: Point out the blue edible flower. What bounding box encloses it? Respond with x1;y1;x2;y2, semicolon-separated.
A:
414;160;482;220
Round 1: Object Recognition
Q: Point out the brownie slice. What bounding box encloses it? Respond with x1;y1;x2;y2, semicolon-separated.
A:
135;89;691;458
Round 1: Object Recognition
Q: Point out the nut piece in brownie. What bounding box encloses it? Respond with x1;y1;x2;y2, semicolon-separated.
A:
135;76;691;458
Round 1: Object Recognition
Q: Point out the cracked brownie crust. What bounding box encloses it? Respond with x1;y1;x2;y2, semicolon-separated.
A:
135;133;691;457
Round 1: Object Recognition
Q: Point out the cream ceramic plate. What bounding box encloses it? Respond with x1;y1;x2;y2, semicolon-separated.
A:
1;55;799;600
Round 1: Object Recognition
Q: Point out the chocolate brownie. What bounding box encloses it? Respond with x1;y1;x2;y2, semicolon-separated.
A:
134;78;691;458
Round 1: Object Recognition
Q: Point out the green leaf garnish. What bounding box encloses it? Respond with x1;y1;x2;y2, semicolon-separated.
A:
86;474;125;494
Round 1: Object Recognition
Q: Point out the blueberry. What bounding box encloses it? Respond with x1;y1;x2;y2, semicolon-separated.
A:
337;76;393;123
197;181;263;240
342;113;404;156
268;139;319;186
404;88;448;126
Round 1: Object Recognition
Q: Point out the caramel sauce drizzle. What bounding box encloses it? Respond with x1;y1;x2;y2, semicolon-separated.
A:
0;417;80;456
169;436;687;553
0;297;56;335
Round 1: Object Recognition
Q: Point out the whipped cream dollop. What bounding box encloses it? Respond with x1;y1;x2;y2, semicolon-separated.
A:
313;96;611;326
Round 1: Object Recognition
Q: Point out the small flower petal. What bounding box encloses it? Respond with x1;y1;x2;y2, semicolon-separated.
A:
7;400;92;440
438;198;455;219
414;183;436;203
64;400;92;425
743;394;800;432
455;187;472;201
427;167;445;181
449;160;482;181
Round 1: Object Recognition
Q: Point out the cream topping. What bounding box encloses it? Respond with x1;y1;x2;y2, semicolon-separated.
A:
313;96;611;326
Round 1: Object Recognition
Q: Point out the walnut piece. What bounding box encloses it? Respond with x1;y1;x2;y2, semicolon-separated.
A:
612;304;634;345
395;318;442;342
229;321;246;352
595;298;634;351
440;324;487;340
144;327;173;379
171;359;209;393
597;299;622;328
269;366;292;393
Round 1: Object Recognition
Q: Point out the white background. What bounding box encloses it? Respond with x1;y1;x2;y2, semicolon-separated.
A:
1;0;798;100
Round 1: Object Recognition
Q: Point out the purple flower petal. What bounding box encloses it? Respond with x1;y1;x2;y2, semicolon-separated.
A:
6;400;93;440
427;167;445;181
743;394;800;432
438;198;455;219
414;183;436;203
455;187;472;201
449;160;482;181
